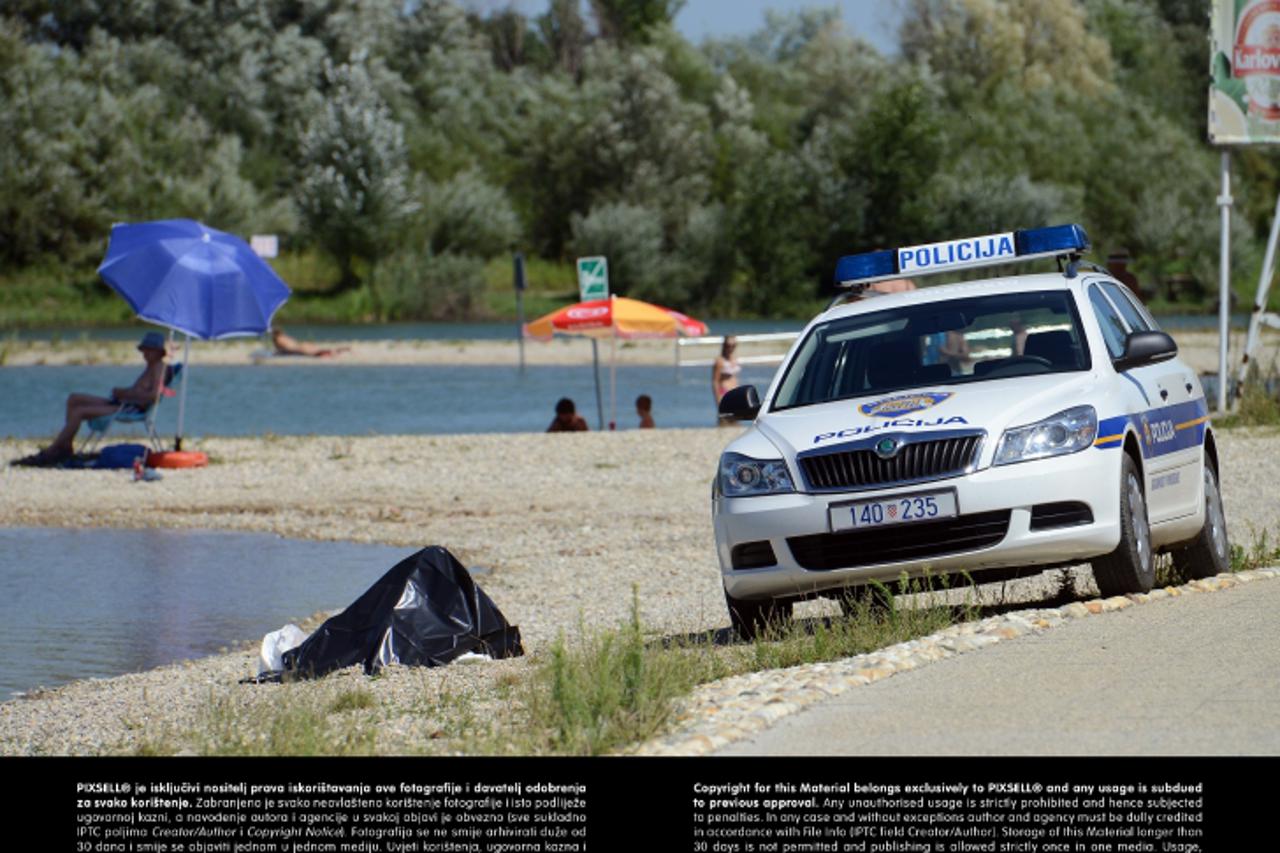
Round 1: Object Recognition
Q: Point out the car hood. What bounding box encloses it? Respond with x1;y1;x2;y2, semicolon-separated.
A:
753;372;1099;460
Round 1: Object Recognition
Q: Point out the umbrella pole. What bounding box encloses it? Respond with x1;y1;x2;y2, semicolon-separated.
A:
176;335;191;451
592;339;604;431
609;329;617;431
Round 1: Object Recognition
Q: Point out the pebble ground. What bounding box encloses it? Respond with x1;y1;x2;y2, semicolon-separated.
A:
0;427;1276;755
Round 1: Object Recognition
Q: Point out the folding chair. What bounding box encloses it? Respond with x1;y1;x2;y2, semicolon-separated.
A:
80;362;184;454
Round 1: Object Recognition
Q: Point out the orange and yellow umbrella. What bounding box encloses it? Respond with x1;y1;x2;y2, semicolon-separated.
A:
522;295;709;429
523;295;708;341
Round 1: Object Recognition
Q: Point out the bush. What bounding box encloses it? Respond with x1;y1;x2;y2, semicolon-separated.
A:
570;202;670;301
425;170;521;258
374;250;487;321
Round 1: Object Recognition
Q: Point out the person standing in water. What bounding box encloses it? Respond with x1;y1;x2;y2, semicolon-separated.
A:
712;336;740;403
636;394;655;429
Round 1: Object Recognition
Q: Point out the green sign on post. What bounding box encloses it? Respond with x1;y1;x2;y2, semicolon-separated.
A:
577;256;609;302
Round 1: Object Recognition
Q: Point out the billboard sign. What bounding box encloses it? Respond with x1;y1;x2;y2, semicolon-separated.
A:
1211;0;1280;144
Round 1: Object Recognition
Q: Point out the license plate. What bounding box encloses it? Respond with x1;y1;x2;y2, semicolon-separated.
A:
831;490;958;532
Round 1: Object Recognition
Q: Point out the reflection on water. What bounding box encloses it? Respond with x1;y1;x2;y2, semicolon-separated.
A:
0;528;425;699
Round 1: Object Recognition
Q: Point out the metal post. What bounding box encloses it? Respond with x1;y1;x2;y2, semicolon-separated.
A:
1217;150;1232;413
176;334;191;451
591;339;604;431
1238;191;1280;397
609;327;617;431
514;253;526;374
516;290;525;374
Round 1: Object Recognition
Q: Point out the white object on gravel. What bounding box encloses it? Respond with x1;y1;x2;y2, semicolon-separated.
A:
258;624;309;674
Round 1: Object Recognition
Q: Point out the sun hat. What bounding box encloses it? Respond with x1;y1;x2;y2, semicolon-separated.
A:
137;331;166;352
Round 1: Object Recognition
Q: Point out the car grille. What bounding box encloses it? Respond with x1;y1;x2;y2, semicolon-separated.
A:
799;433;984;492
786;510;1011;571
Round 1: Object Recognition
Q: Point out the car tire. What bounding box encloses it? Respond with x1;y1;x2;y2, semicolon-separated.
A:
1091;453;1155;597
724;589;792;640
1170;465;1230;581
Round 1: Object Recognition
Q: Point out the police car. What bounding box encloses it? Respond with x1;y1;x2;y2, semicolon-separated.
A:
713;225;1229;638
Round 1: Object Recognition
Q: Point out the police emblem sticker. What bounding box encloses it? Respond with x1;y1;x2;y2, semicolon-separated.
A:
859;392;953;418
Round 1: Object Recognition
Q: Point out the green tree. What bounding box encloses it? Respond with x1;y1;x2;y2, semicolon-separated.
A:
589;0;685;45
901;0;1114;98
295;58;418;308
539;0;589;76
570;201;667;299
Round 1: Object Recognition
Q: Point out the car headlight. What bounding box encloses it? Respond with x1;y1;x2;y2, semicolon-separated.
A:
718;453;795;497
994;405;1097;466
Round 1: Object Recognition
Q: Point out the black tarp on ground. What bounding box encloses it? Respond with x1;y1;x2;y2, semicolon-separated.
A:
280;546;523;680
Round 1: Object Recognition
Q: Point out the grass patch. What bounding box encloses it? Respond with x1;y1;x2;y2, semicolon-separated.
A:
329;687;378;713
497;580;971;756
1230;528;1280;573
1217;364;1280;428
133;689;378;756
511;594;702;756
746;580;967;673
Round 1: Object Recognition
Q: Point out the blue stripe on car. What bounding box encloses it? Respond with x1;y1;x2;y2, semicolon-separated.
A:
1093;399;1208;458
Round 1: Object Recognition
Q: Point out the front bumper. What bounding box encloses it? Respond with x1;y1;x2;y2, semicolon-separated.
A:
714;448;1122;601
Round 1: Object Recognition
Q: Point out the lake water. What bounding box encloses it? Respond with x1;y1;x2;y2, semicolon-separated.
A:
0;363;780;438
0;528;435;699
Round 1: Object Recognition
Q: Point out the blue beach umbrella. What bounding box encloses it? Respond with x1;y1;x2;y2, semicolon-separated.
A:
98;219;292;447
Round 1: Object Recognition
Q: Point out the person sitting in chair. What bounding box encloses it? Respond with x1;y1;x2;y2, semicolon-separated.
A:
12;331;168;467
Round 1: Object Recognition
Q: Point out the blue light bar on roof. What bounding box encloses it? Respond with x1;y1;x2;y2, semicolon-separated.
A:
834;224;1090;288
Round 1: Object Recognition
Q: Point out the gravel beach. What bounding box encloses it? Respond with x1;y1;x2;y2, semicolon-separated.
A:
1;426;1277;756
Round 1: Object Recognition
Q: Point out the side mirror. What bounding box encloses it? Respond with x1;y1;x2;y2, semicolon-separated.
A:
718;385;761;421
1113;330;1178;373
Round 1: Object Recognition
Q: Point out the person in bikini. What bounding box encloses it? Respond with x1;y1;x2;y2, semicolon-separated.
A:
13;331;169;467
713;336;741;403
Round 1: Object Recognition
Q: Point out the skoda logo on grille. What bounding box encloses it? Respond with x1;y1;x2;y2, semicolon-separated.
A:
874;437;902;459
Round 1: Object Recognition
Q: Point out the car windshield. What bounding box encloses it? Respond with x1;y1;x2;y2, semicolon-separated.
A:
771;290;1091;411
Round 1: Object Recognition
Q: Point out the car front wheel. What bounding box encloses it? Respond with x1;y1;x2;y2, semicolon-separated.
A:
1170;465;1230;581
724;589;792;640
1092;454;1155;596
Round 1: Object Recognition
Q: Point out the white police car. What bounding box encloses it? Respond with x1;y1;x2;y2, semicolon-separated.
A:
714;225;1229;637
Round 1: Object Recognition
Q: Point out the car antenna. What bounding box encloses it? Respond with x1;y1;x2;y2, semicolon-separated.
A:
1057;252;1085;279
827;282;887;310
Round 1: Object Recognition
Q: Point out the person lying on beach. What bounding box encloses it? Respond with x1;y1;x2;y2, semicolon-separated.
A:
11;331;168;467
271;327;350;358
636;394;655;429
547;398;589;432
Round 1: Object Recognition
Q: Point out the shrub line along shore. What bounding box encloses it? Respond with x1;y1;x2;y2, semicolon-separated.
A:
3;329;1279;374
1;428;1278;754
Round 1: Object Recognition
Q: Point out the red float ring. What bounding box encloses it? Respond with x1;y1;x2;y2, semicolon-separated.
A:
147;450;208;469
